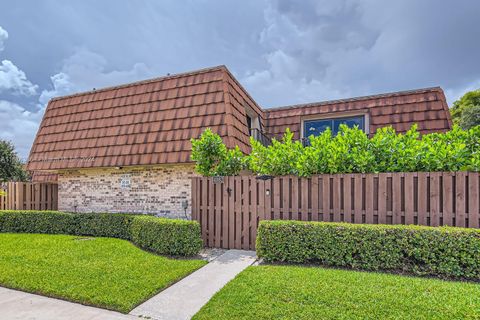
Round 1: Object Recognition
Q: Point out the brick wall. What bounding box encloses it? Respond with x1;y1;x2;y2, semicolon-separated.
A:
58;164;196;219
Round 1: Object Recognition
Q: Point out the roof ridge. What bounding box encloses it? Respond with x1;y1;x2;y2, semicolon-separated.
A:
50;65;228;102
221;68;264;113
265;86;443;112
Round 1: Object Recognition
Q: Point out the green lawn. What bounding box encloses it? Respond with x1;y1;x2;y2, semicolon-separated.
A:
0;233;206;313
194;265;480;320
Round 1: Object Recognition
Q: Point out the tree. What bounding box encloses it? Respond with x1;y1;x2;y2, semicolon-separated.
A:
450;89;480;129
459;105;480;130
0;140;29;182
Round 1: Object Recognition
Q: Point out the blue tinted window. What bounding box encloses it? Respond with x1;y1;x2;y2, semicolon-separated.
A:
304;115;364;138
304;119;331;138
332;116;364;134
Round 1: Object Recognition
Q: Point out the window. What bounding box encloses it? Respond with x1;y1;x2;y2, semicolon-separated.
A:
303;115;365;138
246;115;252;132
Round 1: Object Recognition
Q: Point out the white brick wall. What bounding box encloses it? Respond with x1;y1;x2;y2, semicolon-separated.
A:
58;164;196;219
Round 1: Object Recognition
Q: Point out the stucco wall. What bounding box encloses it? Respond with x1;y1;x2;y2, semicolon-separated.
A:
58;164;195;219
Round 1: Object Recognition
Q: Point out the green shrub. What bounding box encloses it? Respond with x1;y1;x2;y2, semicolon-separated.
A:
130;216;203;256
71;213;138;240
249;128;303;176
215;146;246;176
257;220;480;280
192;125;480;176
0;210;73;234
0;211;204;256
191;128;246;176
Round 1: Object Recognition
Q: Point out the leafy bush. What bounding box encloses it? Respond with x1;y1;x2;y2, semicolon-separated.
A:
71;213;139;240
0;210;73;234
192;124;480;176
215;146;246;177
257;220;480;280
249;129;303;175
0;211;203;256
130;216;203;256
191;128;246;176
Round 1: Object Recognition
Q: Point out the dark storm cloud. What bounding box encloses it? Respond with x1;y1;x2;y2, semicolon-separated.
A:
0;0;479;157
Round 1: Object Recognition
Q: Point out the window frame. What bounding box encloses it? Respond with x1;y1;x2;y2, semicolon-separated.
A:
301;111;370;139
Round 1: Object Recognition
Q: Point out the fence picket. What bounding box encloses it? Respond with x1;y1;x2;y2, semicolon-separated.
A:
242;177;250;250
417;172;428;226
250;178;258;250
332;175;341;222
404;173;415;225
311;176;319;221
455;172;467;227
354;175;363;224
291;176;299;221
442;172;454;226
378;173;388;224
301;178;309;221
430;172;441;227
322;176;331;222
265;179;272;220
214;181;222;248
273;178;281;220
228;177;235;249
234;177;242;249
365;174;374;224
282;177;290;220
469;173;479;228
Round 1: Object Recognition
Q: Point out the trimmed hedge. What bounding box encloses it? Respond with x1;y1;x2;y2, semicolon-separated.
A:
131;216;203;256
0;211;73;234
257;220;480;280
71;213;139;240
0;211;203;256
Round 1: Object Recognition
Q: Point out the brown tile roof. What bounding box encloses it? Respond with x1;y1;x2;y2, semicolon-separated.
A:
27;65;452;171
30;171;58;182
27;65;261;171
264;87;452;139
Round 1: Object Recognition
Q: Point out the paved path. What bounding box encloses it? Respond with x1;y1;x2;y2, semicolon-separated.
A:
130;249;257;320
0;286;135;320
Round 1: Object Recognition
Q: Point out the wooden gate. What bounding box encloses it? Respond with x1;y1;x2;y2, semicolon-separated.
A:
192;172;480;250
0;182;58;210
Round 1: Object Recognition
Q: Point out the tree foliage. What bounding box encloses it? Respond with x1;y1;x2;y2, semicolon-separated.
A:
0;140;28;182
450;89;480;129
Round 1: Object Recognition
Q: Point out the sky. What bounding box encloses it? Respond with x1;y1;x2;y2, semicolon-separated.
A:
1;0;479;159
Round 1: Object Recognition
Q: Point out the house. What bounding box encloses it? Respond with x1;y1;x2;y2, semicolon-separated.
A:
27;65;452;218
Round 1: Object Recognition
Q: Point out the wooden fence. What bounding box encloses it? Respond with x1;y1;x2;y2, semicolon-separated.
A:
192;172;480;250
0;182;58;211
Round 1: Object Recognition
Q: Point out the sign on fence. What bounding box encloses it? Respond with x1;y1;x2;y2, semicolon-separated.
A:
192;172;480;250
0;182;58;211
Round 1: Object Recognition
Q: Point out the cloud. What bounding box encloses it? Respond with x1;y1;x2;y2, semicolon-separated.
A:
39;48;152;105
243;50;346;107
0;26;7;51
241;0;480;107
0;60;39;96
0;25;38;96
0;100;43;160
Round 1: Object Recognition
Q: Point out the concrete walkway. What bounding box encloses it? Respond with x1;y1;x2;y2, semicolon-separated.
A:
0;286;135;320
130;249;257;320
